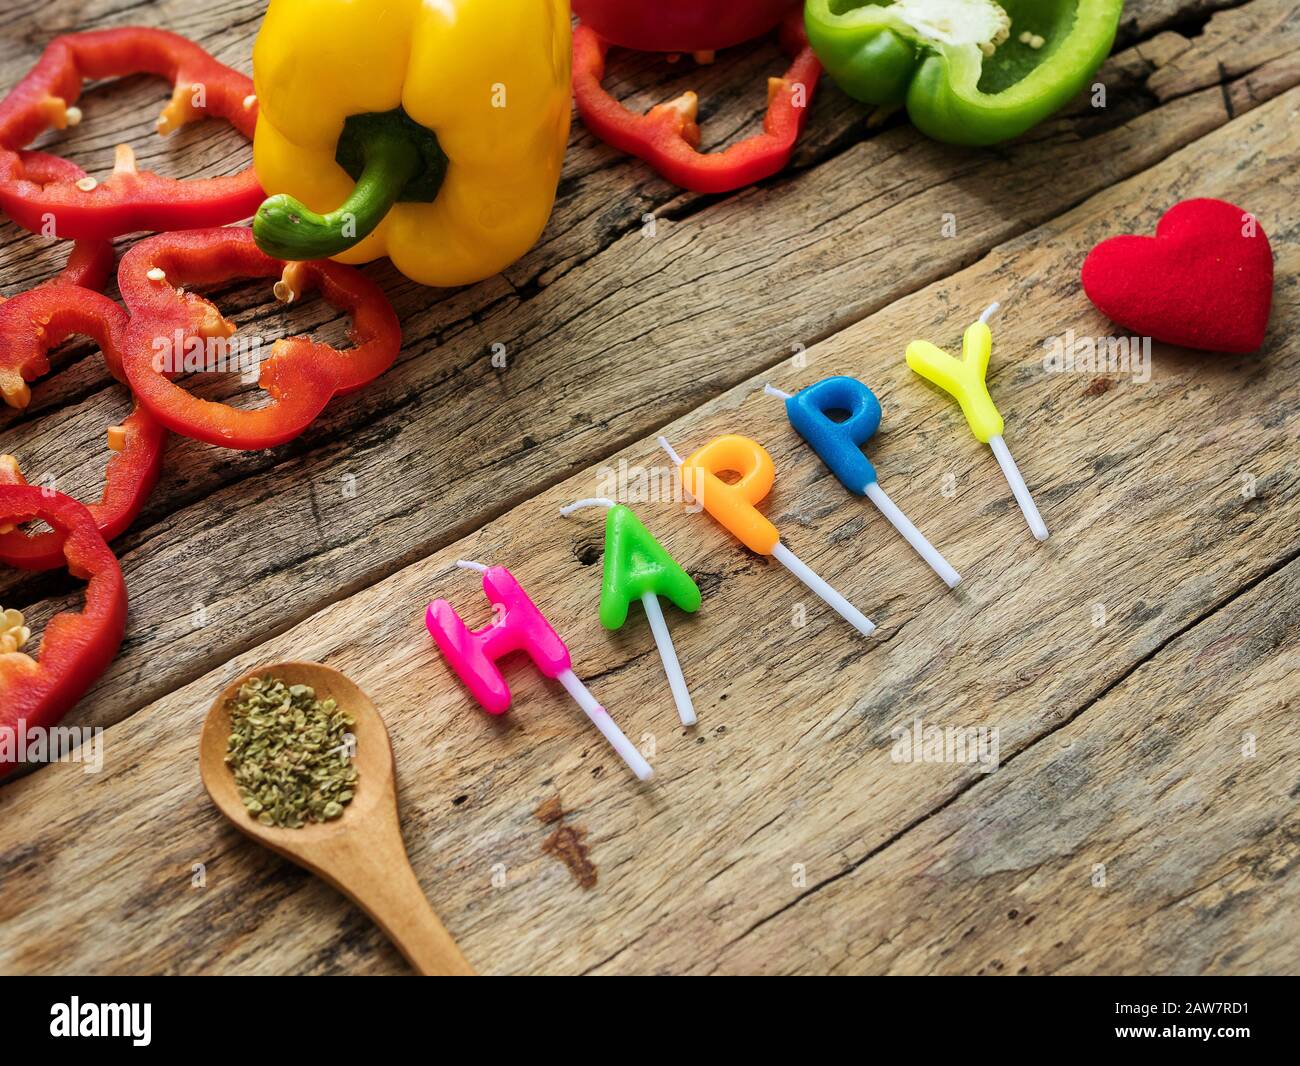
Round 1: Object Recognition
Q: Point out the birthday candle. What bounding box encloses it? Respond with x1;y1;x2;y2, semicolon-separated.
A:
905;303;1049;541
560;499;701;727
763;377;961;589
658;434;877;639
426;560;653;781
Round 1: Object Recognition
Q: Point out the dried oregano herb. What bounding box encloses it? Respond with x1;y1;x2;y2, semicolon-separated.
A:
225;676;358;829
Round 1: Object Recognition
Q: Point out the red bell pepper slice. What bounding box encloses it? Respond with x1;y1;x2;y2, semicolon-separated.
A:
0;275;127;408
572;10;821;194
0;152;116;292
0;282;166;570
0;152;116;409
118;227;402;450
0;27;262;240
0;485;127;775
0;406;162;572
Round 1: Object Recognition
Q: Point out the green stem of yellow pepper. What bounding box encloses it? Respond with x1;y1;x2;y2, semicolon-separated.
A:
253;108;447;261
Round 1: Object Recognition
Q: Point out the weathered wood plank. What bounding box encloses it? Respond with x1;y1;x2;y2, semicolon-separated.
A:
1;84;1295;974
6;0;1295;736
1117;0;1251;39
704;557;1300;976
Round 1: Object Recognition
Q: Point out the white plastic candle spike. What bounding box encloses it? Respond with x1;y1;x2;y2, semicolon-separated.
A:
560;497;699;728
863;483;962;588
989;434;1049;541
556;669;654;781
640;591;696;725
771;542;876;637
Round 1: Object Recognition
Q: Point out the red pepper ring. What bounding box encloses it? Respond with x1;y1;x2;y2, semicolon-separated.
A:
0;152;116;292
0;403;162;571
57;235;115;293
119;227;402;451
0;155;118;411
0;285;165;570
572;10;822;194
0;284;129;408
0;485;127;775
0;27;262;240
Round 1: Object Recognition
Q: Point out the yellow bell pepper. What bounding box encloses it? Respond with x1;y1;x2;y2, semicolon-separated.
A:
251;0;571;287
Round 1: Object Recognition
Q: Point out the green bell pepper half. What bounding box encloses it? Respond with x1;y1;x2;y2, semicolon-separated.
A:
804;0;1124;145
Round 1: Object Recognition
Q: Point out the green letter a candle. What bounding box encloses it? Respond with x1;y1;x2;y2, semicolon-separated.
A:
561;499;701;726
599;504;700;628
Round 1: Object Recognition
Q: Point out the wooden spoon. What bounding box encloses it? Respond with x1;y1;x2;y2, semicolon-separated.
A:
200;661;473;976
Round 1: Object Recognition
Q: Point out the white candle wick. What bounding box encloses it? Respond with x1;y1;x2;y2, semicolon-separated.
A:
657;436;684;468
559;498;617;516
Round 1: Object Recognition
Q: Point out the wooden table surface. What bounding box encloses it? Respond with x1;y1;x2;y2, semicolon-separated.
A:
2;0;1298;976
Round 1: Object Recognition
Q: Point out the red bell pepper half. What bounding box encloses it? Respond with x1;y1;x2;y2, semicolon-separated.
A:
118;227;401;450
572;0;799;53
0;485;127;775
572;9;821;193
0;27;262;240
0;282;166;570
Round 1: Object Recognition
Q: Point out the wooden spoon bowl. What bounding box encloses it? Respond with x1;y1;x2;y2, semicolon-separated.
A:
200;661;473;975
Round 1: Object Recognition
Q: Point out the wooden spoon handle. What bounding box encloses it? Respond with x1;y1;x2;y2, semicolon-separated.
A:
357;859;474;976
322;827;474;976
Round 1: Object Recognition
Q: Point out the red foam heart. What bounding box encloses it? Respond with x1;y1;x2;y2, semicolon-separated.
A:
1081;198;1273;354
